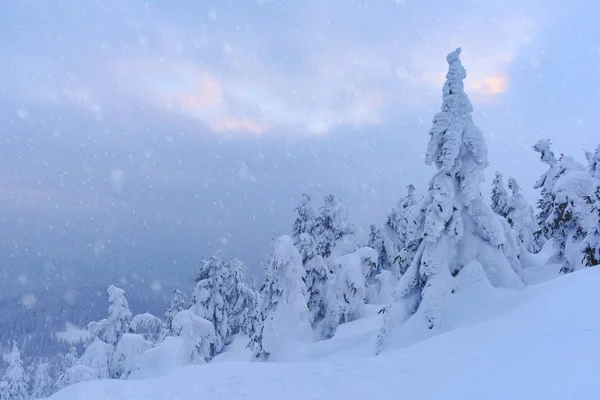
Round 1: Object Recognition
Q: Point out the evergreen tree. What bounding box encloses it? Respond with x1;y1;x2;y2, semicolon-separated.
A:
296;232;330;328
292;193;317;245
365;225;385;283
491;172;509;218
161;289;186;340
314;195;357;262
384;184;418;277
101;285;133;347
378;49;523;344
171;310;217;364
250;235;311;361
190;253;232;356
532;139;560;242
0;343;28;400
228;259;259;336
131;313;162;343
582;182;600;267
323;247;375;338
30;361;52;399
506;177;541;254
585;144;600;178
533;143;592;272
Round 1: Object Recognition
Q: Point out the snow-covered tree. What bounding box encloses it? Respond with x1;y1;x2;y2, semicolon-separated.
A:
77;339;113;379
292;193;317;245
296;232;330;328
585;144;600;178
533;145;593;272
365;225;386;283
323;247;376;338
532;139;560;242
131;313;162;343
581;184;600;267
506;177;540;254
30;361;52;399
111;333;153;379
383;184;418;277
491;172;509;218
0;343;28;400
378;48;523;343
171;310;217;364
101;285;133;347
314;195;357;263
228;259;259;336
160;289;186;340
190;253;232;356
250;235;311;361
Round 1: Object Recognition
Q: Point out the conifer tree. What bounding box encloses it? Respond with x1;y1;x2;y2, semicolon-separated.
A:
292;193;317;245
314;195;357;263
228;259;259;336
365;225;386;282
506;177;541;254
0;343;28;400
160;289;186;340
251;235;311;361
378;49;523;345
190;253;232;356
384;184;418;277
533;142;592;272
31;361;53;399
101;285;133;347
491;172;509;218
582;184;600;267
296;232;330;327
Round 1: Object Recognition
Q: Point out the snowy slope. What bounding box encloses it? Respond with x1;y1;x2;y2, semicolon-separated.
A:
49;268;600;400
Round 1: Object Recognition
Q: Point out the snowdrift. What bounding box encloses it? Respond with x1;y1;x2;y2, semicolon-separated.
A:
49;268;600;399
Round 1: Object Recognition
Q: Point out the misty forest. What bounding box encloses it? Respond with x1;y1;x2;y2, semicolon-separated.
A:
1;2;600;400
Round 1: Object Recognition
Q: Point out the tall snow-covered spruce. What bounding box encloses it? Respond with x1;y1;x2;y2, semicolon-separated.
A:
0;343;28;400
250;235;311;361
506;177;541;255
378;48;523;349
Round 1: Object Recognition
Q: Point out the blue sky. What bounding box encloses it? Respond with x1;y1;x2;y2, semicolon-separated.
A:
1;0;599;290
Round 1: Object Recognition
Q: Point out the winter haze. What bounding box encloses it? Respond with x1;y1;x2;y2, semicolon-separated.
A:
1;1;599;314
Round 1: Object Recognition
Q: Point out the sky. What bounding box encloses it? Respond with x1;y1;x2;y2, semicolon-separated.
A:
1;0;599;296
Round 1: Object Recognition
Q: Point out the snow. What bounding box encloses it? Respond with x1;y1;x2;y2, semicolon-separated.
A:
47;267;600;399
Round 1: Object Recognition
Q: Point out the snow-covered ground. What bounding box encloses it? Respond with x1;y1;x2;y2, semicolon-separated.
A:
48;263;600;400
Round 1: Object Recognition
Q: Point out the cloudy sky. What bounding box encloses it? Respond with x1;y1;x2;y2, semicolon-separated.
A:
1;0;599;292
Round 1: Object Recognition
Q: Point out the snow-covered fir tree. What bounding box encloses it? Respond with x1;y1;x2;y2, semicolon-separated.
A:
491;172;509;218
228;259;259;336
383;184;418;277
296;232;330;328
250;235;311;361
77;338;113;379
101;285;133;347
111;333;153;379
131;313;162;343
190;253;232;356
365;225;386;283
533;143;593;272
171;310;217;364
30;361;52;399
506;177;540;254
0;343;28;400
323;247;376;338
378;48;523;345
292;193;317;245
532;139;560;242
160;289;186;340
585;144;600;178
314;195;357;263
582;181;600;267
